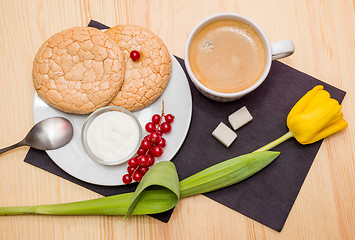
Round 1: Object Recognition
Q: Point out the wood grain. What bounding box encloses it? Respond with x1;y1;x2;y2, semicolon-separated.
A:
0;0;354;239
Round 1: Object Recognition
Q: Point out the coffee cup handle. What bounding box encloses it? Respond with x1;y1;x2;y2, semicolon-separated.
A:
270;40;295;60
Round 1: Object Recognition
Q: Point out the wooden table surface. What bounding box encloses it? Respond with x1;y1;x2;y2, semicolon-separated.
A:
1;0;354;239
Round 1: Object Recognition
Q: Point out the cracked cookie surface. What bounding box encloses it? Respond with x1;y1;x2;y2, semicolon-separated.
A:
105;25;171;111
32;27;125;114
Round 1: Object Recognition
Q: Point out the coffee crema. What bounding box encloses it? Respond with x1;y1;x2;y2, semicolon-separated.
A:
189;20;266;93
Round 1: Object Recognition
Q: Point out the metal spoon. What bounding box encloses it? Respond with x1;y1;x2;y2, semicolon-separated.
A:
0;117;74;154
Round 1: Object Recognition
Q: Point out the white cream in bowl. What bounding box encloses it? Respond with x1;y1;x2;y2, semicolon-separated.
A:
82;106;142;165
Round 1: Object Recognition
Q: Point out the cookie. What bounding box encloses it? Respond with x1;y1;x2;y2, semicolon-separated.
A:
105;25;172;111
32;27;125;114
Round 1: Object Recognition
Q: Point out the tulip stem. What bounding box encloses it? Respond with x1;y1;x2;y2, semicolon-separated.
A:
254;131;294;152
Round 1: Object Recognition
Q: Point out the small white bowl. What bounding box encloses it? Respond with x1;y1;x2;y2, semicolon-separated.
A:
81;106;142;166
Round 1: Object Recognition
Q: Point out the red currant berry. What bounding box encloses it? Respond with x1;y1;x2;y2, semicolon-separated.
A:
137;147;146;156
130;50;140;61
158;137;166;148
141;139;152;150
127;166;135;175
128;157;138;167
149;132;161;144
137;155;149;167
165;114;174;123
139;166;149;175
145;122;156;133
144;135;150;140
132;172;143;182
156;130;162;136
147;154;155;166
152;114;161;125
160;122;171;133
122;174;132;184
151;145;164;157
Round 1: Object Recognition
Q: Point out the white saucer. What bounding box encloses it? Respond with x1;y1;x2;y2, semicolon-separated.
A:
32;56;192;186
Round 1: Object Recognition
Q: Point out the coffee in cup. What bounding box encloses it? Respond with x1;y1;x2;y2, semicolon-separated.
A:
185;13;295;102
189;19;266;93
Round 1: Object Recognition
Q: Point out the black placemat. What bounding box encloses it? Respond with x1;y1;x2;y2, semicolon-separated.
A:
24;20;346;231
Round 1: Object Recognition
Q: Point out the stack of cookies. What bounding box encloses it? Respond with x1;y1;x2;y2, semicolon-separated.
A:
32;25;172;114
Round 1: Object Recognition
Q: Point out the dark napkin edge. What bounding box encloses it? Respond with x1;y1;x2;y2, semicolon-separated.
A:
88;20;110;29
206;145;323;232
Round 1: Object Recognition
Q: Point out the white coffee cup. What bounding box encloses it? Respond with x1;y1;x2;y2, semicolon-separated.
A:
185;13;295;102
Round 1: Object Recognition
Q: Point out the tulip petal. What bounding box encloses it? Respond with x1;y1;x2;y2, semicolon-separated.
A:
303;89;331;114
287;85;323;125
306;119;348;144
303;99;342;129
327;111;343;126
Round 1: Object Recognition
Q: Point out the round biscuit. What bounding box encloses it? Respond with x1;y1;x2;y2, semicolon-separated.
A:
32;27;125;114
105;25;172;111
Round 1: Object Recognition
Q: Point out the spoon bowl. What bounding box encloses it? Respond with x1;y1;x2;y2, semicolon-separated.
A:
0;117;73;155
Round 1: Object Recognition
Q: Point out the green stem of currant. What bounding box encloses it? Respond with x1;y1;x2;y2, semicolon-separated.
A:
156;100;165;133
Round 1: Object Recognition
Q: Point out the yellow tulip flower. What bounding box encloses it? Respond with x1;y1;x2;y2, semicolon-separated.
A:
287;85;348;144
256;85;347;151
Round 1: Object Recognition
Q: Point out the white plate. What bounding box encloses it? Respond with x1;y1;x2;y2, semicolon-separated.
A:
33;56;192;186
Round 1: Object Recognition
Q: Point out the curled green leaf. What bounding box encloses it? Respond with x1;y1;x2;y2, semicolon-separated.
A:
125;161;180;218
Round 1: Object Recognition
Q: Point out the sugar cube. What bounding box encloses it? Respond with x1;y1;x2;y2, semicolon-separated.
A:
212;122;237;147
228;106;253;130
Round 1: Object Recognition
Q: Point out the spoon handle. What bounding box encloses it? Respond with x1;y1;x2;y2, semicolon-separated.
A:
0;141;26;155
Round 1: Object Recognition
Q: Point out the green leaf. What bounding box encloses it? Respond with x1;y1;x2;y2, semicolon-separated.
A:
0;162;180;216
180;151;280;198
125;161;180;218
0;151;279;217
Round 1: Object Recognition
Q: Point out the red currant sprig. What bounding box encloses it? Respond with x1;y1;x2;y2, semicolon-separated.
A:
122;102;175;184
